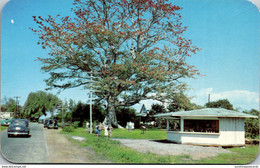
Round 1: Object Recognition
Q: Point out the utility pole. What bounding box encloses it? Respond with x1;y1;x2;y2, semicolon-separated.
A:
57;101;68;128
208;94;211;103
83;71;101;134
14;96;20;119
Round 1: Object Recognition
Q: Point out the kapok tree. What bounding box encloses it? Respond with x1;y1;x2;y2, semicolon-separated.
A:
31;0;200;127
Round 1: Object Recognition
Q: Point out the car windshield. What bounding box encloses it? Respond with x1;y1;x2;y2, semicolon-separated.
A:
11;120;26;125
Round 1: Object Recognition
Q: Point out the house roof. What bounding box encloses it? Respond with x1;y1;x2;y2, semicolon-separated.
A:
154;108;258;119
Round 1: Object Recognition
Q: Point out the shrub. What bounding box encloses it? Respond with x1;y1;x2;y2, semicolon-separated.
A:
62;126;75;132
73;121;80;128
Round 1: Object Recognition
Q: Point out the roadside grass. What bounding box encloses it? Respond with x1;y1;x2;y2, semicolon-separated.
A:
61;127;259;164
1;126;8;132
193;145;259;164
61;127;184;164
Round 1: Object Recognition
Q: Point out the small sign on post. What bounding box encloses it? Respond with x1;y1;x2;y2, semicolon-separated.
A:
86;121;90;132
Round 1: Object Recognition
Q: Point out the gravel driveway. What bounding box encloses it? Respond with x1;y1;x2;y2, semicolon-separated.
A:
112;139;232;160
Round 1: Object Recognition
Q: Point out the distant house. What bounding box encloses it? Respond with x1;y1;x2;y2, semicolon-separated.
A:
136;104;152;117
132;99;164;117
154;108;258;146
0;112;14;119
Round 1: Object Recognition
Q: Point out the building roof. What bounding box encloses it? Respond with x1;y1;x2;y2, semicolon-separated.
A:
154;108;258;119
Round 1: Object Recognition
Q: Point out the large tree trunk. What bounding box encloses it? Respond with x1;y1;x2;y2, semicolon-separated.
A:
102;96;123;128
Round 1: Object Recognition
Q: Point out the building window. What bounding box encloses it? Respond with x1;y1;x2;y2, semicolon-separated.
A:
184;120;219;133
168;120;180;131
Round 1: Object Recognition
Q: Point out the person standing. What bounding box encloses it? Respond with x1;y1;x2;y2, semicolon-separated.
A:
95;125;99;136
98;123;103;137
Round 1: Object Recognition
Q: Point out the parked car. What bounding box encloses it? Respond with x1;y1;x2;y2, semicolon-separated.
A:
44;119;49;128
1;118;12;126
38;118;44;124
20;119;29;127
7;119;30;137
47;119;58;129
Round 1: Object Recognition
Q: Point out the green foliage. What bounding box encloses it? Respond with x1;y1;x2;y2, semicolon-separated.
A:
168;92;199;112
62;126;75;133
71;101;105;127
205;99;234;110
116;107;136;127
1;97;17;112
23;91;60;121
150;104;167;115
72;121;80;128
144;104;168;128
92;104;106;123
72;101;89;126
244;109;259;139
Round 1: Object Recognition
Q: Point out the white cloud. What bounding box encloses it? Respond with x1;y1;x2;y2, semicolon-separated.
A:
190;88;259;111
248;0;260;11
11;19;14;24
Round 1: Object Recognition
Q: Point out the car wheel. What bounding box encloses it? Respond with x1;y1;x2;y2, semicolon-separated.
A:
7;134;11;138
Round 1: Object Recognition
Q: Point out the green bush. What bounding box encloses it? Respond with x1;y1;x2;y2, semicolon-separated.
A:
244;109;259;139
62;126;75;132
73;121;80;128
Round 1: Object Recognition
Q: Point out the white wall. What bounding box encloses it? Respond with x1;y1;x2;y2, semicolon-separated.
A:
219;118;245;145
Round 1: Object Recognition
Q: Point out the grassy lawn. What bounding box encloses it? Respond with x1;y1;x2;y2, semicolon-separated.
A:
61;127;259;164
112;128;167;139
193;145;259;164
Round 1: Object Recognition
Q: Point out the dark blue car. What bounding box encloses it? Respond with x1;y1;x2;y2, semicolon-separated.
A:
7;119;30;137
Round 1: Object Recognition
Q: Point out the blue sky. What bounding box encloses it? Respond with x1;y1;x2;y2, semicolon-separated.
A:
1;0;259;111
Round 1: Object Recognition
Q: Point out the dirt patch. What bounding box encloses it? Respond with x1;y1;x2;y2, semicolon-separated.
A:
44;128;110;163
112;139;232;160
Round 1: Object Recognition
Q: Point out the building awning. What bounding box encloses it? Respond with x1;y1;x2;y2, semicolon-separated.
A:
154;108;258;119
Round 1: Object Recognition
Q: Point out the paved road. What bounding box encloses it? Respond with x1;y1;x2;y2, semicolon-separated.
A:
1;123;49;163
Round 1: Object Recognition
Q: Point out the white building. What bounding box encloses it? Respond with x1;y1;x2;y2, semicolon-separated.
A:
154;108;258;147
0;112;14;119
